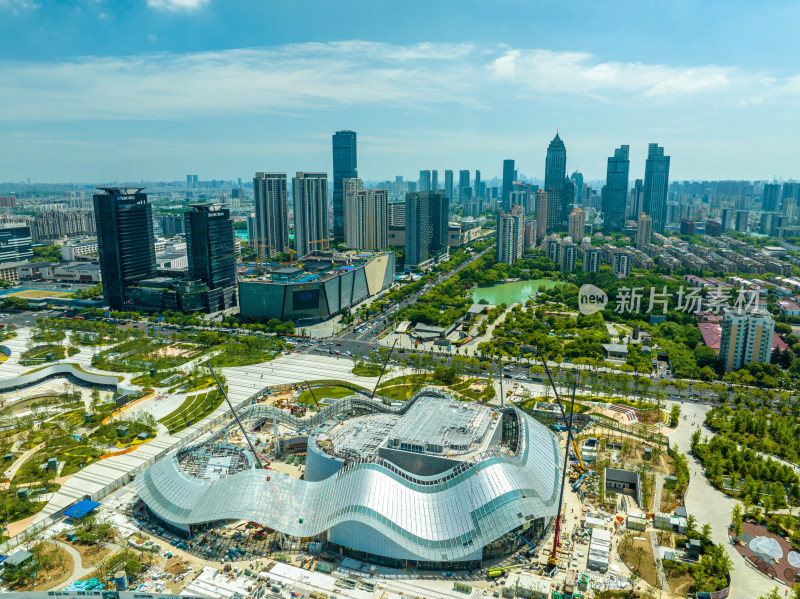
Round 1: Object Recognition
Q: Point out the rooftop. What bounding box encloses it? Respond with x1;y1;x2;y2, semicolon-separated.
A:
328;395;497;460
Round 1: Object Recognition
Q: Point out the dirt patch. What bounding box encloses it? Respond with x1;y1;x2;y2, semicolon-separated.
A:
667;572;696;597
9;289;74;299
11;541;73;591
166;556;187;575
64;540;112;568
156;344;201;359
619;537;660;589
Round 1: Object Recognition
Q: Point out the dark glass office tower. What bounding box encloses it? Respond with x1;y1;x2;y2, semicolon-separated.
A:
762;183;780;212
544;133;567;231
444;170;454;201
642;143;671;234
404;190;449;269
458;170;470;202
93;187;156;310
602;145;630;232
332;130;357;241
502;159;515;211
185;203;238;311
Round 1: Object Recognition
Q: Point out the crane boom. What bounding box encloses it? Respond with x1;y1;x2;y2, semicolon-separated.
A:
535;345;586;474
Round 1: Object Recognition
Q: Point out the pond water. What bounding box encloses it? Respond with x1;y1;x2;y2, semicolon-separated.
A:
470;279;561;305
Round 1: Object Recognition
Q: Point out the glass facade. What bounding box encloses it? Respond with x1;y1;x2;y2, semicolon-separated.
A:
137;389;563;566
332;131;358;241
643;143;670;234
602;145;630;232
93;188;156;310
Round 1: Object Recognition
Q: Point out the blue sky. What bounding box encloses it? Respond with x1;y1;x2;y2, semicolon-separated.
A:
1;0;799;184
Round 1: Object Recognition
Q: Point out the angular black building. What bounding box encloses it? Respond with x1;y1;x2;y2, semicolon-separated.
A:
184;203;238;311
93;187;156;310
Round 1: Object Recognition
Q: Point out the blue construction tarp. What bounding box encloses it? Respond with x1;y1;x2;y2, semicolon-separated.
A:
64;499;101;519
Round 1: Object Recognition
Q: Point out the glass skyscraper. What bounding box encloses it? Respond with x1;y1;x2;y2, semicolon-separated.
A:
444;170;454;201
502;159;515;211
332;130;357;241
602;145;630;232
642;143;670;234
185;203;238;311
405;190;449;269
544;133;567;231
93;187;156;311
253;172;289;260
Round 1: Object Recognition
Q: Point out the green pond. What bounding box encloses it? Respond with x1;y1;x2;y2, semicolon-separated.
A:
471;279;561;305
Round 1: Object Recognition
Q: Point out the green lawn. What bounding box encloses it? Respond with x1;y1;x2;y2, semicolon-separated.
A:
158;390;223;434
87;421;156;448
352;364;383;377
19;345;79;365
297;386;357;405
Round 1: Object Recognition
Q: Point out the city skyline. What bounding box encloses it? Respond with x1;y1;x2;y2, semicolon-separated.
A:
2;0;800;182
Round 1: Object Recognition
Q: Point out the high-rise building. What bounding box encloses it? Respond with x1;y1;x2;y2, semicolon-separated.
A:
343;178;388;251
721;207;734;233
719;308;775;372
474;171;481;202
570;170;584;205
246;213;257;247
32;209;96;241
496;205;525;265
502;159;515;211
0;225;33;264
705;219;722;237
735;210;749;233
510;181;533;215
628;179;644;221
544;133;567;231
158;214;185;237
568;207;585;242
444;170;454;201
642;143;670;234
184;203;238;311
404;191;449;269
93;187;156;310
253;172;290;260
559;237;576;272
612;250;631;277
431;170;439;191
582;246;600;273
293;172;329;258
535;190;548;244
332;130;357;241
636;213;652;250
762;183;781;212
782;182;800;202
680;218;696;236
458;170;470;202
602;145;630;232
784;197;797;223
419;170;432;192
561;177;576;228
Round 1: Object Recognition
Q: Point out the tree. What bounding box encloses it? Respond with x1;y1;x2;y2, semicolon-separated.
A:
690;428;702;452
759;588;782;599
669;404;681;427
686;514;697;538
731;503;743;540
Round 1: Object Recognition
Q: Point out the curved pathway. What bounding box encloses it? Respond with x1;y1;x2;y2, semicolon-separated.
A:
666;400;771;597
50;539;95;587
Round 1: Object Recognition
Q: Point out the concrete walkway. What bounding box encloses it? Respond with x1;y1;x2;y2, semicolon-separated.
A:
666;400;769;598
50;539;95;587
648;531;669;592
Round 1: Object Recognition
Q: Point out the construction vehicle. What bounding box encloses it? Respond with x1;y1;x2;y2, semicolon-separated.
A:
486;564;526;578
534;343;582;569
290;405;306;416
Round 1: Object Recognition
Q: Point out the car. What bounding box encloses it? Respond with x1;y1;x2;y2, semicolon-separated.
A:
336;343;343;346
503;374;512;379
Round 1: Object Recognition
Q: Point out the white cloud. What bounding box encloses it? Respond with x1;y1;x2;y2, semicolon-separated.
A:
146;0;208;11
486;49;739;98
0;0;40;12
147;33;157;41
0;41;796;123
